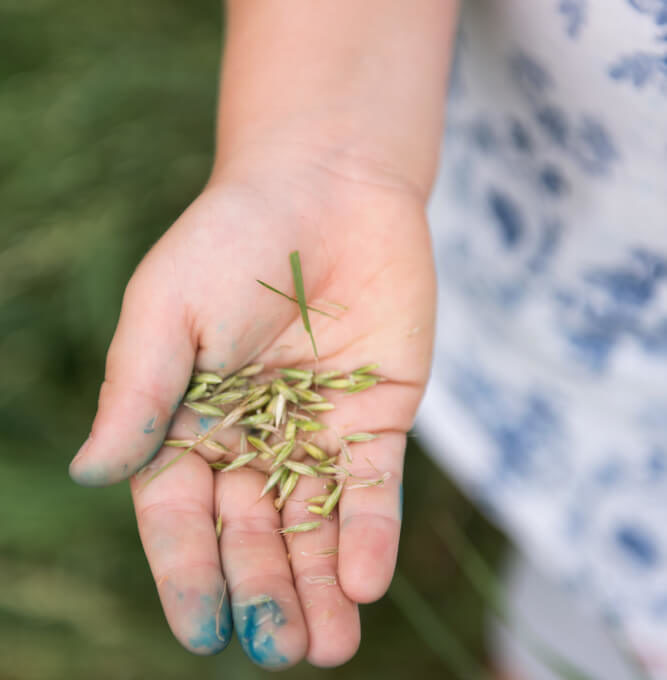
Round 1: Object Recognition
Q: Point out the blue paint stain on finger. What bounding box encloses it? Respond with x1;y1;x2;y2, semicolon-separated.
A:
188;592;233;655
143;416;157;434
233;596;288;668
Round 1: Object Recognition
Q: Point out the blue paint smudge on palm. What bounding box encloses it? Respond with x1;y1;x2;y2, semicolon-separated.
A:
199;416;214;432
234;597;288;667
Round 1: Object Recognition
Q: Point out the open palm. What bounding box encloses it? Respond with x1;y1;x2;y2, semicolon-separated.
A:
69;160;436;668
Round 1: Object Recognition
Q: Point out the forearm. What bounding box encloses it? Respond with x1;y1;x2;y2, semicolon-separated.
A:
214;0;459;198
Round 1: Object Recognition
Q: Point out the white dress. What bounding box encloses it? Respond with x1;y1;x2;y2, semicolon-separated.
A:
417;0;667;674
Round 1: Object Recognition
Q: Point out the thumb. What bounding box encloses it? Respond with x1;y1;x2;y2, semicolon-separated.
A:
69;266;195;486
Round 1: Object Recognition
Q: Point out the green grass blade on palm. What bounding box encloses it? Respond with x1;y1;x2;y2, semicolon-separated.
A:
289;250;317;358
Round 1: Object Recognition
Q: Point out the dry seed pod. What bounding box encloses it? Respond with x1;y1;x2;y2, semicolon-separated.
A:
279;521;321;534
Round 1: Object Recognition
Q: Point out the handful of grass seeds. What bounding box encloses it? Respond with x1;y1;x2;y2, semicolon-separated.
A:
161;362;384;532
152;251;386;534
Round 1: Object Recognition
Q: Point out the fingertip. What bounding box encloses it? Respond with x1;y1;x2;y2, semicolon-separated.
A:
162;581;233;657
339;515;399;604
180;597;233;656
305;606;361;668
68;437;163;487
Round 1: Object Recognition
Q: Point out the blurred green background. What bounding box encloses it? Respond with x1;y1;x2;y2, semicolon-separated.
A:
0;1;506;678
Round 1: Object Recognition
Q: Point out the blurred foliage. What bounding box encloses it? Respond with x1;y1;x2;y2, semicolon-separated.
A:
0;1;506;678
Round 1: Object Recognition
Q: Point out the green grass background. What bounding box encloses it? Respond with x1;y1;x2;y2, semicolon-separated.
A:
0;1;506;678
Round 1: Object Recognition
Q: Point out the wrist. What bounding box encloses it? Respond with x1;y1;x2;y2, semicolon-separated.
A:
211;118;430;207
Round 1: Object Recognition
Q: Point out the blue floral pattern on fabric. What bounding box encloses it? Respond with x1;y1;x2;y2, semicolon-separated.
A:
420;0;667;668
558;0;588;37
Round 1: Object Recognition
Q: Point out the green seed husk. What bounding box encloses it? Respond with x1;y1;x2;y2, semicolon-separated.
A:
236;363;264;377
283;460;320;477
260;467;285;498
345;379;379;393
185;402;225;417
284;418;297;441
208;390;247;405
164;439;197;448
352;363;380;375
293;388;325;403
321;482;344;516
273;378;299;404
300;441;328;462
192;372;224;384
185;382;208;401
275;470;299;510
296;420;327;432
305;495;329;504
307;505;326;515
313;370;342;384
279;368;313;381
302;402;335;412
202;438;230;454
343;432;379;442
217;452;257;472
272;439;296;468
238;412;272;426
247;435;275;458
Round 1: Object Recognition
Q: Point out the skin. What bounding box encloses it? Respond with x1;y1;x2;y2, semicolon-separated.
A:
69;0;460;669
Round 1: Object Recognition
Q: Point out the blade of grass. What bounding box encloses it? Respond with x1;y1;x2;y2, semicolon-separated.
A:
433;517;650;680
388;570;495;680
289;250;318;358
256;280;338;319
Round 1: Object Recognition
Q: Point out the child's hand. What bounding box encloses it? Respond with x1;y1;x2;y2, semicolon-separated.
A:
69;153;436;668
